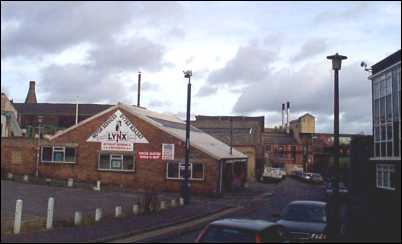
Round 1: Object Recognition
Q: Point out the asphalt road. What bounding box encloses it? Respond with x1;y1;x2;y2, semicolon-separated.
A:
145;177;326;243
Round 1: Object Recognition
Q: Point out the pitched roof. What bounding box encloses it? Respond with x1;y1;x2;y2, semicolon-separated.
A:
50;103;248;161
13;103;113;116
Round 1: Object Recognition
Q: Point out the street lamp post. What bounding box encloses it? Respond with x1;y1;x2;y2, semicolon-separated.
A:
182;70;193;205
326;52;347;240
35;116;44;177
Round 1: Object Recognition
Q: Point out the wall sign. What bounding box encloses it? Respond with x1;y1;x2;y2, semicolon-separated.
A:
101;142;133;152
162;144;175;160
137;152;162;160
87;110;149;151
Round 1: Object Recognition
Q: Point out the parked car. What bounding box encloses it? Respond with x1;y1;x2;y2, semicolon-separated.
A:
261;167;283;183
310;173;324;184
301;173;313;182
195;218;290;243
275;201;328;242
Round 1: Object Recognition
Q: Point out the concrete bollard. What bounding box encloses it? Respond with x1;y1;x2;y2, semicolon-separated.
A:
46;197;55;229
93;180;101;191
160;201;166;210
14;199;23;234
7;173;13;179
179;197;184;206
67;178;74;187
170;199;177;208
132;204;139;215
115;206;122;218
23;175;29;182
95;208;102;222
74;211;82;226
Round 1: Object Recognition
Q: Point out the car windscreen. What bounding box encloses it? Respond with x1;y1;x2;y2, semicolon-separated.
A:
281;204;327;223
199;225;256;243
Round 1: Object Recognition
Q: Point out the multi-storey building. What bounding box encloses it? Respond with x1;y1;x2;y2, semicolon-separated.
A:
368;49;400;241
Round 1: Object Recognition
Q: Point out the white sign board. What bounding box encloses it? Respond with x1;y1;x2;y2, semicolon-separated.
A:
162;144;175;160
87;110;149;150
101;142;133;152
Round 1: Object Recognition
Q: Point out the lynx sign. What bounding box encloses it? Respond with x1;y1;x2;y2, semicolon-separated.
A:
87;110;148;151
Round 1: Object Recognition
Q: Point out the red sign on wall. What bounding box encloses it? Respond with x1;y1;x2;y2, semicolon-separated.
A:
137;152;162;160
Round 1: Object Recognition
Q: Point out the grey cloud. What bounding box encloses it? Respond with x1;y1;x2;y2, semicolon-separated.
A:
40;64;133;104
91;38;165;72
313;3;371;24
233;62;372;134
293;38;328;62
207;42;277;85
1;1;184;59
196;85;218;97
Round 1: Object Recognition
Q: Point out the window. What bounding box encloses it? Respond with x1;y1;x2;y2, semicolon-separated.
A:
376;164;395;190
53;147;65;162
166;161;205;180
42;147;52;162
41;146;76;163
265;144;271;152
65;147;76;162
98;153;134;171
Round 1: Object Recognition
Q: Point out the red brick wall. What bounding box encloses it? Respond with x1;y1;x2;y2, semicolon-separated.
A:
38;107;219;194
1;137;37;175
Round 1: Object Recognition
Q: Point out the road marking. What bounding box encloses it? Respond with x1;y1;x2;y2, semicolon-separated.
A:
109;207;243;243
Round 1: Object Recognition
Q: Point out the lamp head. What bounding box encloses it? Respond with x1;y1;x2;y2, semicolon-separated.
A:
183;70;192;78
327;53;347;70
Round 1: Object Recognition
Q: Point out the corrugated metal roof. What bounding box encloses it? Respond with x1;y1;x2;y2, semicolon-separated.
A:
121;104;247;160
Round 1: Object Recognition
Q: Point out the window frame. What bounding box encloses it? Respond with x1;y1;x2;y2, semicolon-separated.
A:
41;146;76;164
166;161;205;181
97;152;135;172
376;164;395;191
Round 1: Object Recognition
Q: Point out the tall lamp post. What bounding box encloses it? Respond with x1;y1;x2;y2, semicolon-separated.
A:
326;52;347;240
182;70;192;205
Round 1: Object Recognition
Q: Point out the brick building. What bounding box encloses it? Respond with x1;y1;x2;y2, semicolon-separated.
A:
2;103;248;195
12;81;113;135
191;115;265;182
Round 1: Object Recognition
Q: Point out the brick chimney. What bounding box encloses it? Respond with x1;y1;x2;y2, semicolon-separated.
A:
25;80;37;104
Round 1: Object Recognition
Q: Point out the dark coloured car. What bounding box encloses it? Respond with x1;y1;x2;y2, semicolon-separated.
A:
195;218;290;243
276;201;327;242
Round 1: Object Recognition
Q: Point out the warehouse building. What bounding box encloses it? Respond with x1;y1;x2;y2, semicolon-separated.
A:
2;103;248;195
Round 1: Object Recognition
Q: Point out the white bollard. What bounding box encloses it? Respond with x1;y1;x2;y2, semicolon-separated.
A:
7;173;13;179
46;197;55;229
14;199;23;234
23;175;29;182
171;199;177;207
115;206;122;217
179;197;184;206
160;201;166;210
74;211;82;226
67;178;74;187
132;204;139;215
95;208;102;222
93;180;101;191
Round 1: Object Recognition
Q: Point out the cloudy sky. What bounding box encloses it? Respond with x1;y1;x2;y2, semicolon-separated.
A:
1;1;401;134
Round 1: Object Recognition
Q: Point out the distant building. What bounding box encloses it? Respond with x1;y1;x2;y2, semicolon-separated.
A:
290;113;315;134
12;81;112;135
263;127;306;174
367;49;400;241
1;93;22;137
191;115;264;182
